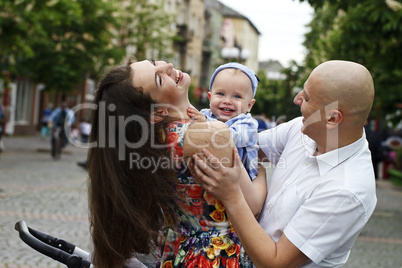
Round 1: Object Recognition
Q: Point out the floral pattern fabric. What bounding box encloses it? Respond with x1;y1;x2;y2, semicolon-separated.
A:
156;121;252;268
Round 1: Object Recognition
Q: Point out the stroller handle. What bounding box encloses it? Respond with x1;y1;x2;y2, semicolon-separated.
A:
15;220;92;268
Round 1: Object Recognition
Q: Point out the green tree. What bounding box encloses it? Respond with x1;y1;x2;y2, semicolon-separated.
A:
254;62;306;122
253;70;275;117
299;0;402;126
0;0;125;92
113;0;176;61
0;0;176;92
280;61;305;120
253;70;286;121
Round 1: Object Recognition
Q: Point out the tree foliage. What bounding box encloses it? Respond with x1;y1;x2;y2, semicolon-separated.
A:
0;0;124;91
0;0;176;92
280;61;305;120
112;0;176;61
253;70;276;117
300;0;402;126
255;61;304;122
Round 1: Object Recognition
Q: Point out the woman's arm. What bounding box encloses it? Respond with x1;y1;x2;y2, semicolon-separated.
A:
240;162;267;217
183;121;266;216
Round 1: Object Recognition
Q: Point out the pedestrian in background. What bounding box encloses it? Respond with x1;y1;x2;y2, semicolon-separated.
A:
75;118;92;169
0;102;5;153
257;113;269;132
79;119;91;143
364;117;385;179
40;103;53;140
48;101;75;159
0;100;9;153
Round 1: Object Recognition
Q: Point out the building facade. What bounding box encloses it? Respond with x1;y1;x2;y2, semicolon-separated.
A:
218;2;260;71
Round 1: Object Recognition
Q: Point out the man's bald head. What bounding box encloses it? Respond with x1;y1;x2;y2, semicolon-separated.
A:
309;60;374;125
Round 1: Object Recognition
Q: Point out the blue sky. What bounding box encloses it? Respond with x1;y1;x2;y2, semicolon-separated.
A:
218;0;313;67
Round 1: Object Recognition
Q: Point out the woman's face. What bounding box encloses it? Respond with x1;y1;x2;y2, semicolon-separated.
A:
130;60;190;106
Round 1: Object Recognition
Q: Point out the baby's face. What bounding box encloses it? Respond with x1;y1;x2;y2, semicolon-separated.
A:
208;69;255;122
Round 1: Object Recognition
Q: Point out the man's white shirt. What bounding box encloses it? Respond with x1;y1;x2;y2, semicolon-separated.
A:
258;117;377;267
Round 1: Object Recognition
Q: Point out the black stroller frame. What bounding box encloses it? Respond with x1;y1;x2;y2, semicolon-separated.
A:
15;220;92;268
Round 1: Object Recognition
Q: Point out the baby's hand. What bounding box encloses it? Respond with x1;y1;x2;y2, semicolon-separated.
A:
187;107;207;122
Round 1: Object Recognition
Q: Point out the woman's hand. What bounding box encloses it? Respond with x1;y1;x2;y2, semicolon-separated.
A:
191;148;243;205
187;107;207;122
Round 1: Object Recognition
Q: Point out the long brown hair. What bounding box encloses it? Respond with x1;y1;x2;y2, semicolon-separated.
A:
87;63;177;268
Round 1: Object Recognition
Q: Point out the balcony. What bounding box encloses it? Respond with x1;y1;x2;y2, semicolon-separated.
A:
175;24;193;44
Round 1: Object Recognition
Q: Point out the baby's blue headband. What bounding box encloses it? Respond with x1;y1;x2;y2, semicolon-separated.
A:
209;62;260;97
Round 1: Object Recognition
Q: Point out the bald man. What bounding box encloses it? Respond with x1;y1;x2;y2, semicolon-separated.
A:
192;60;377;267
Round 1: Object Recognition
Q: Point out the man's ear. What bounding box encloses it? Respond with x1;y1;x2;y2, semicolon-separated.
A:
326;110;342;129
150;108;168;124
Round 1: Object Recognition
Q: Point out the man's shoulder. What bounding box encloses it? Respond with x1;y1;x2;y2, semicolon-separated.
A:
259;117;303;138
318;154;377;218
286;116;303;127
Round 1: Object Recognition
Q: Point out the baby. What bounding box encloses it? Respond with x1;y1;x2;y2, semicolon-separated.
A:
188;62;259;180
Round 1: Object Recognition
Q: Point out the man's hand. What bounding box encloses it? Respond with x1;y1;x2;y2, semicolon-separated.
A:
187;107;207;122
193;149;309;268
191;148;243;205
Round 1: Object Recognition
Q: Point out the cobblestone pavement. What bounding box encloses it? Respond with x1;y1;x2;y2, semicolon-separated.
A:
0;135;401;268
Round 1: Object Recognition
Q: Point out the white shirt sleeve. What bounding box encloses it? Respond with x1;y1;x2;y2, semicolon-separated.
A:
284;188;367;264
258;117;302;165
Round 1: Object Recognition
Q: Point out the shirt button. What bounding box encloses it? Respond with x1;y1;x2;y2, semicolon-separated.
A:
266;204;272;210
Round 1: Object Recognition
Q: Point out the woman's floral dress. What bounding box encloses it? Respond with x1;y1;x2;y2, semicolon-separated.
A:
156;120;252;268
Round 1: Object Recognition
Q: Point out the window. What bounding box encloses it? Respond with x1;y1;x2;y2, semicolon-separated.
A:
15;79;35;124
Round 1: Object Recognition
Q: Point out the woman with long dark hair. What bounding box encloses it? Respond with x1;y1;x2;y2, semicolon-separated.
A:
87;59;267;267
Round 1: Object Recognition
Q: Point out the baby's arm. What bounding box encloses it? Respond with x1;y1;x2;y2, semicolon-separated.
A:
187;107;207;122
228;117;259;179
228;117;258;149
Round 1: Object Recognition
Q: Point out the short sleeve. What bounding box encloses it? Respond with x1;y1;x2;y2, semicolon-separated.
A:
284;189;367;264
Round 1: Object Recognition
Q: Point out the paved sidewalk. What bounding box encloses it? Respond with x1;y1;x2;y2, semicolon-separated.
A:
0;135;156;268
0;135;401;268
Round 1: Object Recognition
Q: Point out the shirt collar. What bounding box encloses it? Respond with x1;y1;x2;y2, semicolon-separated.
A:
311;131;366;176
205;110;250;124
